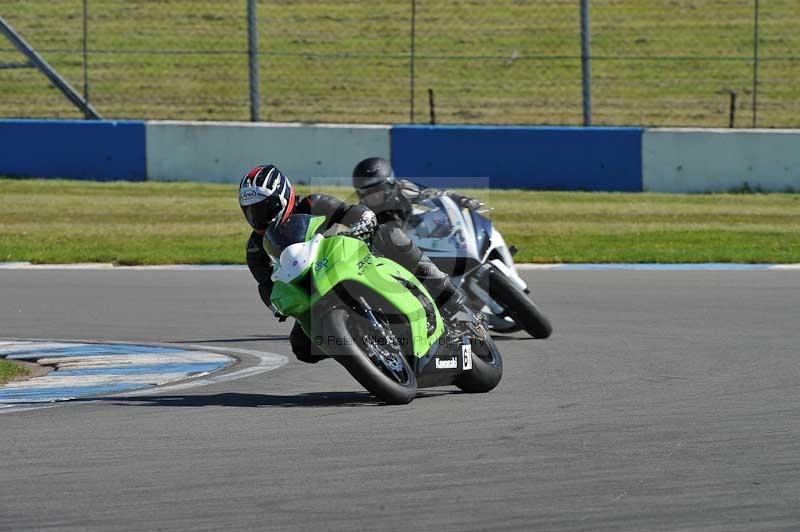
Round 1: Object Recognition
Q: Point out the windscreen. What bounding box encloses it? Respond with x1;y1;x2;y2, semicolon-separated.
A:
409;199;453;239
264;214;316;260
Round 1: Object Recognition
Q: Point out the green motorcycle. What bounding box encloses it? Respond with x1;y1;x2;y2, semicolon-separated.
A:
266;214;503;404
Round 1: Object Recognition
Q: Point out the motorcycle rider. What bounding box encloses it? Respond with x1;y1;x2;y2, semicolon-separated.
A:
352;156;483;226
240;163;467;364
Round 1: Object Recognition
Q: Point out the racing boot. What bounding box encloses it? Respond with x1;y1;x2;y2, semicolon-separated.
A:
414;256;468;321
437;282;469;322
290;321;328;364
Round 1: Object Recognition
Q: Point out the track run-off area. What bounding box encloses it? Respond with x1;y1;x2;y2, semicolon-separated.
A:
1;267;798;531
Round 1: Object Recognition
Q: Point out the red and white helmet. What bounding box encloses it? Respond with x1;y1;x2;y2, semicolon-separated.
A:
239;165;295;231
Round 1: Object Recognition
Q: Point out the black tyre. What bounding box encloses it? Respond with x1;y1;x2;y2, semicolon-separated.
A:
455;329;503;393
320;307;417;405
479;267;553;339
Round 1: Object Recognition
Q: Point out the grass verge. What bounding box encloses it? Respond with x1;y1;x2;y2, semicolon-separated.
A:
0;359;29;385
1;1;798;126
1;178;798;264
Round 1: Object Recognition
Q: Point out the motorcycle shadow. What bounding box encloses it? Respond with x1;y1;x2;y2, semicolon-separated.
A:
166;335;290;344
83;389;458;409
490;334;534;342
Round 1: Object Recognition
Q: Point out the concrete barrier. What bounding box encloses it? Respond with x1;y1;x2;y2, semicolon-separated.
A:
146;121;391;184
0;119;146;181
643;129;800;193
391;125;644;191
5;119;800;194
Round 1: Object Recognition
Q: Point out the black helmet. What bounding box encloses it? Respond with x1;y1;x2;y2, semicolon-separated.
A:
352;157;396;209
238;164;295;231
353;157;394;188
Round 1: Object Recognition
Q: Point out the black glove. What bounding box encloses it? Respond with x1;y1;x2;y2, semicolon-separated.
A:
459;196;484;211
438;190;484;211
349;210;378;240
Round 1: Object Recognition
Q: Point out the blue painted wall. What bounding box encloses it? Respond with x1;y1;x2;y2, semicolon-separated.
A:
0;120;146;181
391;125;643;191
1;120;649;190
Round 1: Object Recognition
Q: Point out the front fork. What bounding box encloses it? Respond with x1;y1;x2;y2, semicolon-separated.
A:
359;297;383;332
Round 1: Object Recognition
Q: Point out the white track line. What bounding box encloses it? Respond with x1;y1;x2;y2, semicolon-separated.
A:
117;345;287;396
515;263;800;271
0;263;247;270
0;341;288;415
2;262;799;271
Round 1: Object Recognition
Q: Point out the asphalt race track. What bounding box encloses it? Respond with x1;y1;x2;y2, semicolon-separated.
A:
1;269;798;532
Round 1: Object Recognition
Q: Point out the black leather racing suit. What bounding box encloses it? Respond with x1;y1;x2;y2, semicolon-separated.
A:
363;178;476;226
247;193;458;363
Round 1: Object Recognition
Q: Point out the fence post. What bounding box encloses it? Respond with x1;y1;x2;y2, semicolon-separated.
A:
751;0;760;128
247;0;260;122
82;0;89;108
428;88;436;125
409;0;417;123
580;0;592;126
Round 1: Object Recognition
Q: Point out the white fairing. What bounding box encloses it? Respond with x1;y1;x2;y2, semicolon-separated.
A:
410;196;480;261
405;195;529;331
487;227;527;291
408;195;526;288
271;234;323;283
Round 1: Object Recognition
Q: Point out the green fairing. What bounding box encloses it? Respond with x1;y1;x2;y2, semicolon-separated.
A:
270;223;443;357
270;281;310;318
304;216;326;241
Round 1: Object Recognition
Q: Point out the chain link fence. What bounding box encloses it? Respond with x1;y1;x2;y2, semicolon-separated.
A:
1;0;798;127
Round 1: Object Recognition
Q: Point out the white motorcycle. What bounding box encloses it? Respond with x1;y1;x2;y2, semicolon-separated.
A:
404;195;552;339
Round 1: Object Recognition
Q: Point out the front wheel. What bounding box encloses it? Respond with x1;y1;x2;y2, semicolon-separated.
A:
478;267;553;339
320;307;417;405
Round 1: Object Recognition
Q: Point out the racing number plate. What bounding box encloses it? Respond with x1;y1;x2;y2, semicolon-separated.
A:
461;342;473;371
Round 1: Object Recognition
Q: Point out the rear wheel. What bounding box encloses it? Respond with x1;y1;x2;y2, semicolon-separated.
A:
455;327;503;393
478;267;553;339
320;307;417;405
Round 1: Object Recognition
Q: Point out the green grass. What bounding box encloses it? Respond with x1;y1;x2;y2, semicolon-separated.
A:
1;0;798;126
2;179;799;264
0;360;29;385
